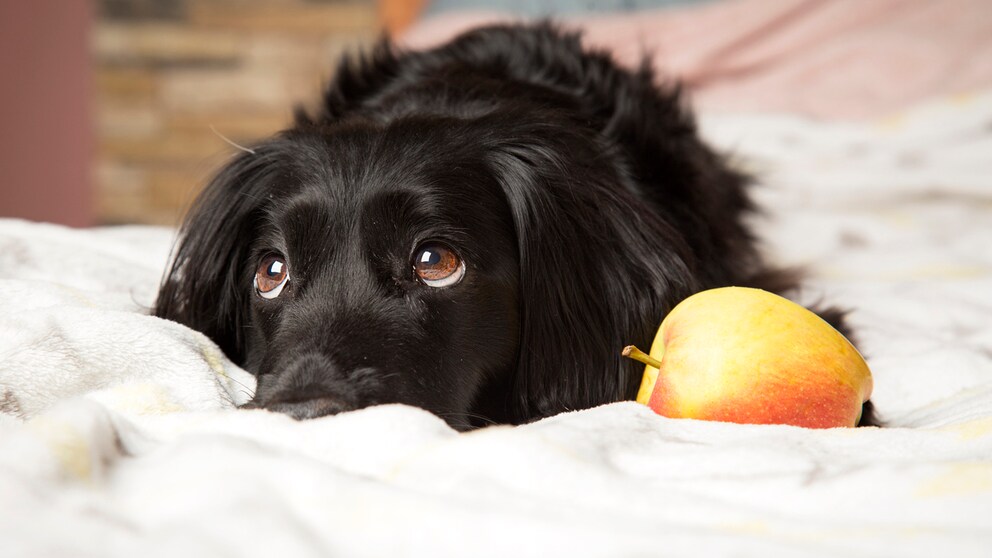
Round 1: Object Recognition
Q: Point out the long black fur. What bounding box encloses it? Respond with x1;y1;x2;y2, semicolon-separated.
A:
155;23;873;429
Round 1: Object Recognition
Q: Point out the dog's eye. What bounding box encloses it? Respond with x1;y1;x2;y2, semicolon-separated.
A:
254;255;290;299
413;243;465;288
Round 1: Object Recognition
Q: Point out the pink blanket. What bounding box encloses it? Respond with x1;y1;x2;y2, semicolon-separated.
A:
401;0;992;120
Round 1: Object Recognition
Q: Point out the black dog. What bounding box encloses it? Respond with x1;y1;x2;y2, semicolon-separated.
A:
155;23;872;429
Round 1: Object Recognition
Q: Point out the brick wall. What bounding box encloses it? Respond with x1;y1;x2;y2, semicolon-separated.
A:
95;0;379;225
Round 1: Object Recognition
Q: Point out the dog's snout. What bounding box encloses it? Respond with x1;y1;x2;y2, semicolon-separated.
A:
247;352;379;420
264;396;353;420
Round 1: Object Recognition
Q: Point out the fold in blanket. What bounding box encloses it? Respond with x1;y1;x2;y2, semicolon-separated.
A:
1;88;991;558
0;222;255;420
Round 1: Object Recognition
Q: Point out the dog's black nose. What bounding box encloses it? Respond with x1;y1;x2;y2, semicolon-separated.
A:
261;396;353;420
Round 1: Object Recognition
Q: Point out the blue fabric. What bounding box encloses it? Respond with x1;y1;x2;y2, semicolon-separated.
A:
425;0;720;17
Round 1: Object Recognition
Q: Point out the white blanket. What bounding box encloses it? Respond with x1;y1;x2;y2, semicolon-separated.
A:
2;91;991;557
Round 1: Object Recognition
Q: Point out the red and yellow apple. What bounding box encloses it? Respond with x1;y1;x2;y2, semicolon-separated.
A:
623;287;872;428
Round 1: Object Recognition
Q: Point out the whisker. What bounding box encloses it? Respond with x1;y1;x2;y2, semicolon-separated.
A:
210;125;256;155
433;409;500;429
224;374;255;393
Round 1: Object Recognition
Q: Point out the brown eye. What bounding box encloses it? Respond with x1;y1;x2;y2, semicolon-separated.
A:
413;243;465;287
254;255;289;299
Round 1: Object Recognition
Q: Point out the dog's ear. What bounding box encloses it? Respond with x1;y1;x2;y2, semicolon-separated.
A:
487;123;702;422
154;149;283;362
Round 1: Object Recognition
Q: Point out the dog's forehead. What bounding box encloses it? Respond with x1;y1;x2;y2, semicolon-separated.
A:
274;123;503;217
263;125;511;258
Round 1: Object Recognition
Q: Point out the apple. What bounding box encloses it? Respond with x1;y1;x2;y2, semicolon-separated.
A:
622;287;872;428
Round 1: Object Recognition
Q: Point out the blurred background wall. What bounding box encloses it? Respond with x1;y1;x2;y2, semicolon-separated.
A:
0;0;704;228
94;0;383;226
0;0;422;227
4;1;985;228
0;1;94;227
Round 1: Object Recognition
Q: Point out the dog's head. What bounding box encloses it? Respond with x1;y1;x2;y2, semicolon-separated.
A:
156;26;732;429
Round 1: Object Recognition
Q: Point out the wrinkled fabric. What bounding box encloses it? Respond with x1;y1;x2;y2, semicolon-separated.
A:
2;89;991;556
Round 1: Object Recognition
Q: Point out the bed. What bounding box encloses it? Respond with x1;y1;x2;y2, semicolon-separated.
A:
2;1;991;556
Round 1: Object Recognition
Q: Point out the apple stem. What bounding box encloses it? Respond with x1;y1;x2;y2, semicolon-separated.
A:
622;345;663;368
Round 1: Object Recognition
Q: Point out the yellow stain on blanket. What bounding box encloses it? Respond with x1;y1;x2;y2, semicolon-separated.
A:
874;114;906;132
198;337;228;379
719;521;771;536
28;417;94;481
939;417;992;441
103;383;184;415
53;283;97;309
916;463;992;499
949;92;975;106
197;336;254;401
